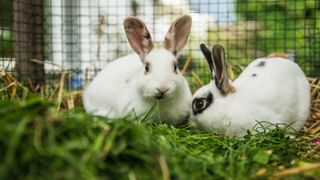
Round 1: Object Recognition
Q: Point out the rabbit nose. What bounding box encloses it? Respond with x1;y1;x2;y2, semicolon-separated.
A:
156;86;170;94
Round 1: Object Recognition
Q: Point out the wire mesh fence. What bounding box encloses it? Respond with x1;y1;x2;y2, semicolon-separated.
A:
1;0;320;91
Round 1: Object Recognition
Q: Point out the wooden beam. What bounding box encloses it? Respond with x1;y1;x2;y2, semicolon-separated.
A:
13;0;45;88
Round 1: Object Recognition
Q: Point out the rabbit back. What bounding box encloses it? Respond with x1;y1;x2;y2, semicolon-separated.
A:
232;57;310;131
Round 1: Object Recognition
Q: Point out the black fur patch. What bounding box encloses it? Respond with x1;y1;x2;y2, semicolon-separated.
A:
192;92;213;115
257;61;266;67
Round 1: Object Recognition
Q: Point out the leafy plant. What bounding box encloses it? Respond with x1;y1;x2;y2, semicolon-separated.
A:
236;0;320;76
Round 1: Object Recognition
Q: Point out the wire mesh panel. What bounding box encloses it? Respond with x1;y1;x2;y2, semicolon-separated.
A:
1;0;320;91
0;1;14;72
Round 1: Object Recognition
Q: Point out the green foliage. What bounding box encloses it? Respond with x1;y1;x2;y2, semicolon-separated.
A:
0;31;13;57
236;0;320;76
0;96;319;179
0;0;12;28
0;0;13;57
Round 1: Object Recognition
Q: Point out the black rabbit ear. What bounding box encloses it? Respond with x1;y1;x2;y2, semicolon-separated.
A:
200;43;214;75
211;44;236;95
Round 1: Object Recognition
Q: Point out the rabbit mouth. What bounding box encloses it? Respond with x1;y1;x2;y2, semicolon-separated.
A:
155;93;165;100
154;91;172;100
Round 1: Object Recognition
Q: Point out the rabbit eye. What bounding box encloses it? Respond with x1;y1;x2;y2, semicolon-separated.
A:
173;64;178;73
192;93;213;115
145;63;150;73
195;99;207;110
192;98;207;114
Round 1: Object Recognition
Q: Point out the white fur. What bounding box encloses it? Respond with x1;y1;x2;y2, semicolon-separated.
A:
83;49;192;125
192;57;310;136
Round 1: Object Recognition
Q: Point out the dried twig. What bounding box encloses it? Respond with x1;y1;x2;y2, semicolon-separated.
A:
191;71;205;87
0;82;16;92
0;68;29;99
272;163;320;177
30;59;64;71
156;152;170;180
181;56;191;75
56;72;66;110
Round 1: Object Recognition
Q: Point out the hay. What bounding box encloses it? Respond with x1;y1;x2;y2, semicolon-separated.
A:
304;77;320;136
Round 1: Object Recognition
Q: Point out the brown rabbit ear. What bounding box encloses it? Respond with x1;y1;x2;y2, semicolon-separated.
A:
164;14;192;56
211;44;236;95
124;17;153;60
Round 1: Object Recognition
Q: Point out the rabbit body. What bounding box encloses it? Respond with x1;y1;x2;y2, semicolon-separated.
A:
84;50;192;125
192;45;310;136
83;53;143;118
84;15;193;125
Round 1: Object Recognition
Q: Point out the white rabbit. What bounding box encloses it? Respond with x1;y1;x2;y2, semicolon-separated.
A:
191;43;310;136
83;15;193;126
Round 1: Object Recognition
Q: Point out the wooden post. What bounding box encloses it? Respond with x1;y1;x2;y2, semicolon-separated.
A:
13;0;45;88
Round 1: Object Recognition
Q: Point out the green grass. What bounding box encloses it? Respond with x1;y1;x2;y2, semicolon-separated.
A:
0;96;319;179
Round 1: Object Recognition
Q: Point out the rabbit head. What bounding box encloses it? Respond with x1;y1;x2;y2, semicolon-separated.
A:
123;15;192;100
191;44;236;127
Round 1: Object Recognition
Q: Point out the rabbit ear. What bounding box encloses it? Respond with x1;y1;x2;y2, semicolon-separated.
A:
164;15;192;56
124;17;154;60
200;43;214;75
211;44;236;95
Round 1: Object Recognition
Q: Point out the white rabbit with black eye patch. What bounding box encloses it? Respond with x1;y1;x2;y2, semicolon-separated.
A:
191;43;310;136
83;15;193;126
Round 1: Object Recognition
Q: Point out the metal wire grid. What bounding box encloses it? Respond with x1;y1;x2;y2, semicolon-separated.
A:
0;0;319;90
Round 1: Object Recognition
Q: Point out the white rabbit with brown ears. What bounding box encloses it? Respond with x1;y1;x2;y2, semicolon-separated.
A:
83;15;193;126
191;43;310;136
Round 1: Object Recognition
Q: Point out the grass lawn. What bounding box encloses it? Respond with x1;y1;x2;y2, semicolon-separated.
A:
0;68;319;179
0;95;319;179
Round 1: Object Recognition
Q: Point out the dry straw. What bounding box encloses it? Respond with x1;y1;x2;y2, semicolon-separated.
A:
304;77;320;136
